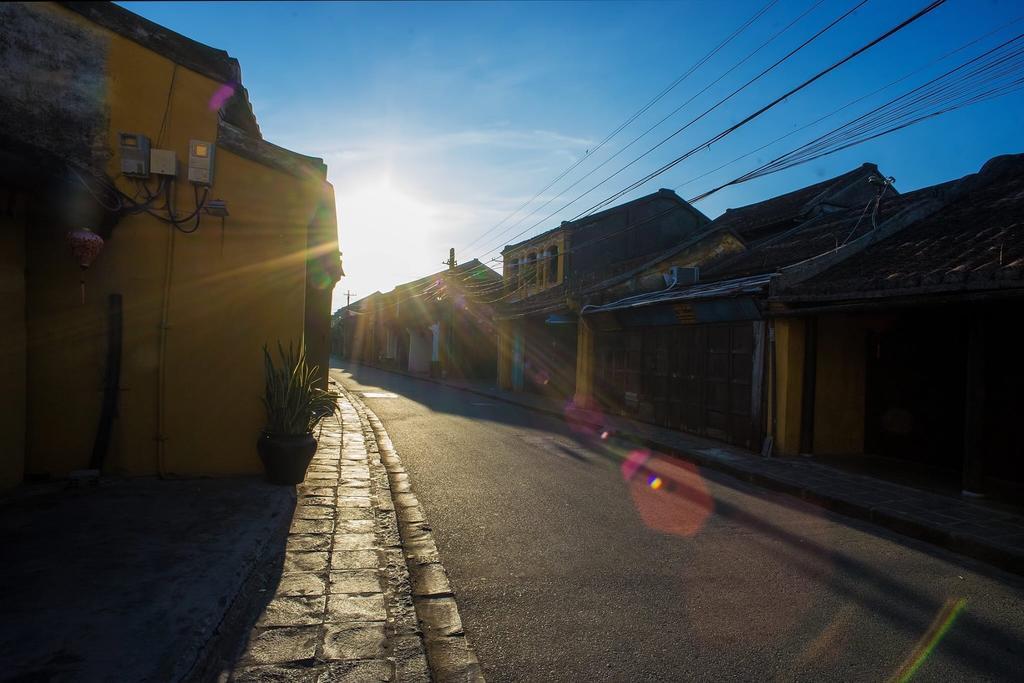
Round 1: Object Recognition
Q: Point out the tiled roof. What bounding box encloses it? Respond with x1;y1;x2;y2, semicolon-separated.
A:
706;163;882;241
777;154;1024;300
501;188;707;254
701;185;936;282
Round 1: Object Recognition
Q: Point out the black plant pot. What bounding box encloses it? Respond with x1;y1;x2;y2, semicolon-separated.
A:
257;432;317;485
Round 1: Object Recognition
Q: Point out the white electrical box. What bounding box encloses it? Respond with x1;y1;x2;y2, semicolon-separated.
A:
150;149;177;176
188;140;214;185
120;132;150;177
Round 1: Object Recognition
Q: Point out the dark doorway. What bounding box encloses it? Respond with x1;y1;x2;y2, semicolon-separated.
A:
864;312;966;472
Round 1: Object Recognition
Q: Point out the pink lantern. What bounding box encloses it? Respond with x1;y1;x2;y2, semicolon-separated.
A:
66;228;104;304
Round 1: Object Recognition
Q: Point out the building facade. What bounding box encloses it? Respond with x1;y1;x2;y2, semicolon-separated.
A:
335;259;501;381
0;2;342;487
496;188;711;400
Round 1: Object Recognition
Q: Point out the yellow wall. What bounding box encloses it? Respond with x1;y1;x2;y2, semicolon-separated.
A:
573;318;595;408
812;315;867;455
0;191;27;488
19;7;330;480
503;232;566;300
772;318;805;456
496;319;514;390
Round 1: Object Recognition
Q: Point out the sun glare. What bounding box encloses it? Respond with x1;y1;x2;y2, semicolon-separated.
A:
336;179;439;303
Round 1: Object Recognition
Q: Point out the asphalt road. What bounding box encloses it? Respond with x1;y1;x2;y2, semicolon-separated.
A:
332;364;1024;682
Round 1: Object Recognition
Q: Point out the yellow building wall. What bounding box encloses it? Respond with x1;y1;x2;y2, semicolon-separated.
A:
503;232;566;300
772;318;805;456
574;318;595;408
496;319;514;390
812;315;867;455
0;194;27;488
22;9;324;479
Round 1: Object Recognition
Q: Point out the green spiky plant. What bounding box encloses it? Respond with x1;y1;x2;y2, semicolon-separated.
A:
262;342;339;436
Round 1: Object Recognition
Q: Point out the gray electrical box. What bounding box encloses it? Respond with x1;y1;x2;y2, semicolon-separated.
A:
188;140;214;185
120;133;150;177
150;149;177;176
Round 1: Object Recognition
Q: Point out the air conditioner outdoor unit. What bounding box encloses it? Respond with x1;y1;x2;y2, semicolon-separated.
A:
664;266;699;287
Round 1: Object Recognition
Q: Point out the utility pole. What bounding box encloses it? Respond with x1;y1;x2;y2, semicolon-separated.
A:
344;290;357;308
444;248;457;271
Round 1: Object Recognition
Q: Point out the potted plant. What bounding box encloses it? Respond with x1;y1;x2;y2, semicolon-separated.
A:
258;342;339;485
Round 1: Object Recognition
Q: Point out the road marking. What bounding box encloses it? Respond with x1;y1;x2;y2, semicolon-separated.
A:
361;392;398;398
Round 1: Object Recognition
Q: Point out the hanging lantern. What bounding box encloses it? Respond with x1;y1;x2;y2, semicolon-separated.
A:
66;228;104;304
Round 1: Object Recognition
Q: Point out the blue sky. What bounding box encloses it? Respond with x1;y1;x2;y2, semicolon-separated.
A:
121;1;1024;308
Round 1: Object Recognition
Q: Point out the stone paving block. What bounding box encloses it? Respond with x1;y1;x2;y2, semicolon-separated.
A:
328;569;381;594
336;507;373;521
298;496;336;507
337;496;371;508
333;533;375;550
391;635;431;683
287;534;332;552
335;519;375;534
392;493;419;509
290;519;335;535
425;637;484;682
402;537;439;562
317;660;392;683
243;625;319;665
320;623;387;661
232;663;322;682
397;506;426;524
339;478;371;489
295;505;336;520
296;485;335;498
276;572;327;597
283;551;330;573
257;595;327;627
330;549;378;569
401;522;433;545
409;562;452;598
336;484;367;495
326;593;387;622
339;470;370;481
390;479;412;494
305;471;339;482
415;597;464;638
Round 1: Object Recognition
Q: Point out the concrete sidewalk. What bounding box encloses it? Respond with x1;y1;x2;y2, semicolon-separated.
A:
341;361;1024;577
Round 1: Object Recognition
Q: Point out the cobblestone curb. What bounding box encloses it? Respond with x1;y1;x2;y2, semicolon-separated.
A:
229;381;431;682
342;387;485;683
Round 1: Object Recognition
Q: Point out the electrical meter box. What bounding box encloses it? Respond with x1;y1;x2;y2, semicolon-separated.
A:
120;133;151;177
188;140;215;185
150;149;177;176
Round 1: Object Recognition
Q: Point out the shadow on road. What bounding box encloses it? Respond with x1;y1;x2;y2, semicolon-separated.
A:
334;361;1024;680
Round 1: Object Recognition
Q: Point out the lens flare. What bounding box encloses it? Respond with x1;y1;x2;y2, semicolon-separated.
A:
892;597;967;682
209;82;236;110
622;451;712;538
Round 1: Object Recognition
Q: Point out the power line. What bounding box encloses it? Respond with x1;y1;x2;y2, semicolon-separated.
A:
670;12;1024;196
484;18;1017;295
456;0;778;255
689;30;1024;202
571;0;948;220
473;0;874;261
